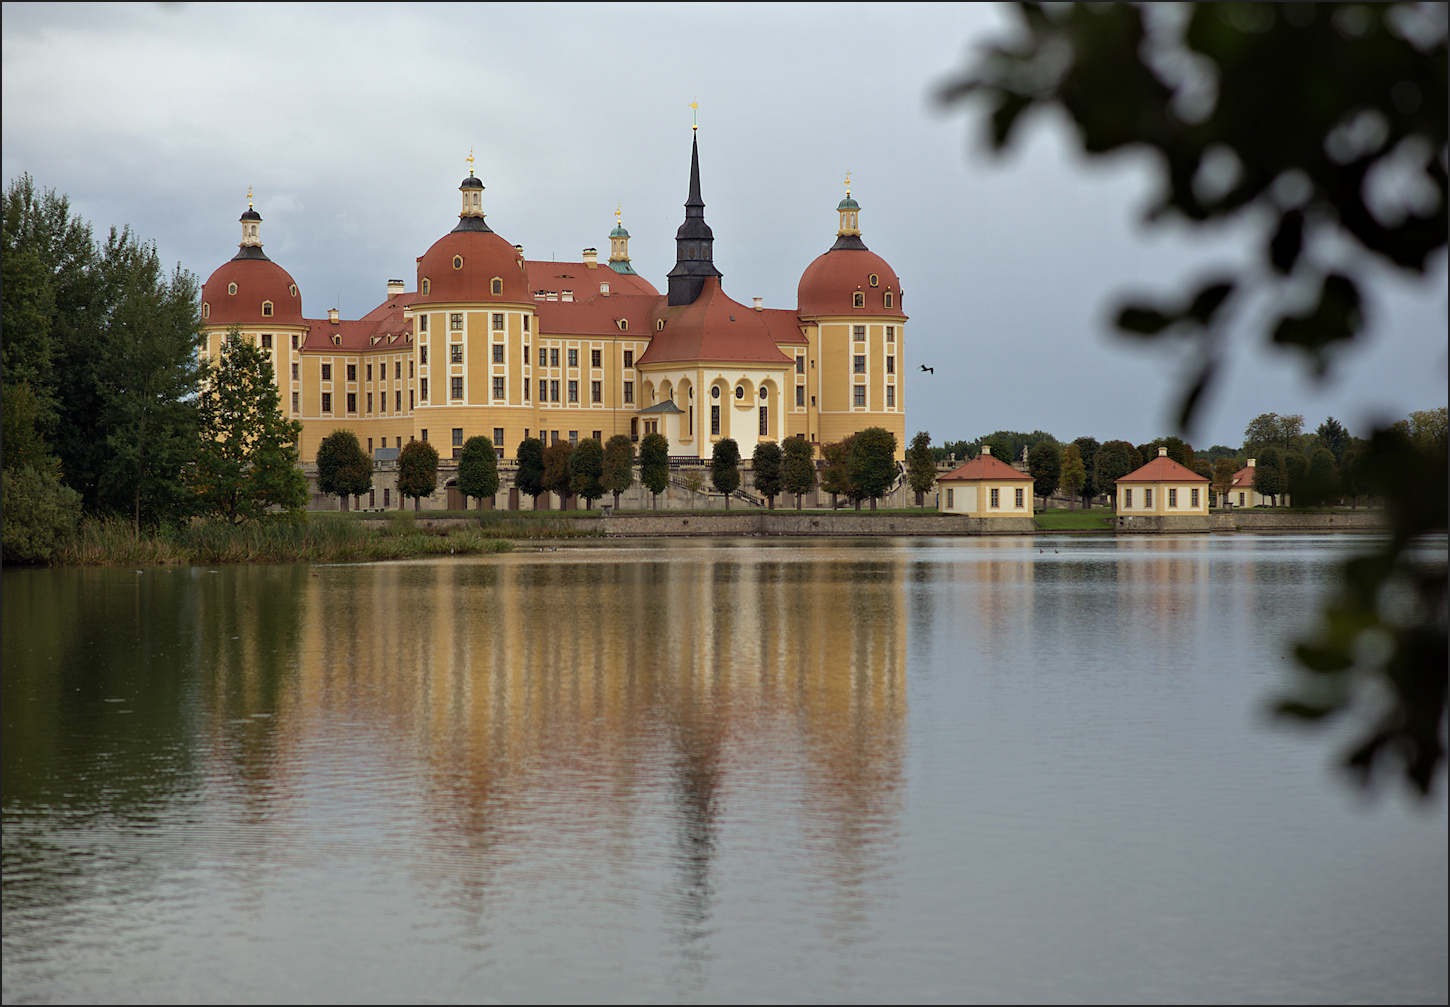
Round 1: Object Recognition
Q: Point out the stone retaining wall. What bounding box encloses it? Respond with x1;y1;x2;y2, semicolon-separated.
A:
598;513;1037;537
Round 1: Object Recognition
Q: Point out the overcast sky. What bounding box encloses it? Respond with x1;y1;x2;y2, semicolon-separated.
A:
4;2;1445;449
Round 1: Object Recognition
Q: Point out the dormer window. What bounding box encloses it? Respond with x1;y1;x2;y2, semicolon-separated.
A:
869;274;879;287
453;255;464;270
228;282;237;295
656;319;665;331
289;284;298;297
491;277;502;295
421;278;431;295
262;301;273;317
884;292;894;308
852;292;864;308
617;319;628;331
202;302;210;319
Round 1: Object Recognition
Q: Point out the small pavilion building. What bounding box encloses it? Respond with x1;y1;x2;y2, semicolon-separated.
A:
1116;448;1211;531
937;446;1035;520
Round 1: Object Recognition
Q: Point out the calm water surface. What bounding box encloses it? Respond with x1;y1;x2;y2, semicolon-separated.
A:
3;535;1445;1003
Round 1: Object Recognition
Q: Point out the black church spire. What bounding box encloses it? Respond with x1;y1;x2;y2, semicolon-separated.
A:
667;134;722;306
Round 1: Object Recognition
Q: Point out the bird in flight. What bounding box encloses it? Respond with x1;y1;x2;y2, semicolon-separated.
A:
920;364;934;374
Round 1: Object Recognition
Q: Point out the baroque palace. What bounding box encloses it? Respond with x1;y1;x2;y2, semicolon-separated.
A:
199;134;907;472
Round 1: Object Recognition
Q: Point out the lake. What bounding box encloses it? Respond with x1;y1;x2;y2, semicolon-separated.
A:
3;535;1445;1003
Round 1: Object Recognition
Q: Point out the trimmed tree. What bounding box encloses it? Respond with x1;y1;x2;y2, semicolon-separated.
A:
397;439;438;511
782;437;817;510
601;434;635;509
820;437;854;509
569;436;605;509
711;438;741;509
752;441;783;510
1094;441;1140;511
906;431;936;508
1072;435;1100;506
849;426;898;511
542;440;573;508
458;435;500;509
515;436;545;508
1254;446;1287;506
316;429;373;511
639;432;669;509
1212;457;1237;507
1028;440;1062;511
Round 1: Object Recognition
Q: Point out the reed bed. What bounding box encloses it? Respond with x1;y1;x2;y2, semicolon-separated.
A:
57;516;513;567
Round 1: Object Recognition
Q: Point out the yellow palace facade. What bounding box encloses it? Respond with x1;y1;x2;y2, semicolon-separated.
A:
200;138;908;465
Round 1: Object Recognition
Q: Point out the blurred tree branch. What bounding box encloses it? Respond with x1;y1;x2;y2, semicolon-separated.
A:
943;2;1447;795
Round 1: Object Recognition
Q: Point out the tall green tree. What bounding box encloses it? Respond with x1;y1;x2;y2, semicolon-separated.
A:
569;437;605;509
1072;435;1101;506
711;438;741;509
782;437;817;511
1093;441;1140;509
848;427;898;511
1315;417;1350;466
1059;443;1086;510
906;431;936;508
601;434;635;509
1243;413;1306;458
751;441;783;510
541;440;573;507
820;436;854;509
1212;457;1237;508
398;440;439;511
639;433;670;509
1028;441;1062;510
1253;447;1287;506
195;329;305;524
315;429;373;511
515;436;545;507
458;436;499;509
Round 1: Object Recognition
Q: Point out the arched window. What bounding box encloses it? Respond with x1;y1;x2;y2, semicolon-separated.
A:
261;301;273;317
884;292;894;308
289;284;298;297
491;277;502;295
852;292;864;308
421;278;431;295
202;302;210;319
656;319;665;331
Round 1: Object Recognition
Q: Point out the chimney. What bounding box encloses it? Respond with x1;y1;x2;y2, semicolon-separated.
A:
562;290;574;303
600;281;610;297
386;278;404;299
328;307;340;324
1159;446;1168;456
753;296;763;311
582;247;598;269
982;445;992;457
1248;457;1256;468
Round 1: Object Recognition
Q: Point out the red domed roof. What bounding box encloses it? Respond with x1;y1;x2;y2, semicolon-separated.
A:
201;256;304;327
797;247;906;319
415;228;530;304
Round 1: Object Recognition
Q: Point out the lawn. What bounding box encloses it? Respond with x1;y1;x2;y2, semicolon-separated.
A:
1034;508;1115;531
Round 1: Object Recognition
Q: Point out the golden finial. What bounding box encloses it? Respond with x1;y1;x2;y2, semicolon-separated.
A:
467;147;475;177
247;185;254;209
689;102;698;130
844;170;851;197
615;203;622;226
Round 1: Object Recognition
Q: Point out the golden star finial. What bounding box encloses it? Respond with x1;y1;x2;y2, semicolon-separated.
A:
247;185;254;209
467;148;475;177
615;203;622;226
844;170;851;197
689;102;698;131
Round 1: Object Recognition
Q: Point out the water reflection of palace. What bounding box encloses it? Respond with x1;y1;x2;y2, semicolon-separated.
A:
199;550;907;932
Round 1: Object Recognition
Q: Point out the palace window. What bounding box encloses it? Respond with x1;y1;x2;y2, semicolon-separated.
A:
852;292;864;308
887;326;895;341
420;347;428;364
492;344;504;363
854;386;866;407
203;302;210;318
453;428;464;447
492;312;504;330
396;361;402;379
453;255;463;269
292;334;299;349
396;391;402;411
419;315;428;332
451;345;464;364
567;380;578;403
1191;488;1200;508
322;392;332;413
796;386;805;407
493;376;505;399
524;379;530;401
759;406;768;435
538;347;547;367
869;274;879;287
796;355;804;374
623;350;634;368
450;313;463;331
854;325;866;340
946;488;954;509
523;315;530;332
886;386;895;408
1169;488;1178;508
494;429;505;457
292;392;299;413
291;363;298;380
990;488;1000;508
884;292;894;308
1015;488;1024;508
1124;489;1133;508
591;349;601;368
260;333;272;349
262;301;273;317
550;380;559;402
420;377;429;399
366;364;372;381
321;364;332;381
854;355;866;373
886;356;894;374
347;364;356;381
631;418;639;441
569;431;578;447
567;349;578;368
623;381;634;404
451;376;463;399
550;348;559;367
366;393;373;413
422;279;430;294
346;393;357;413
228;282;237;295
735;385;744;400
1144;488;1153;508
591;381;601;403
491;278;503;296
711;405;721;435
